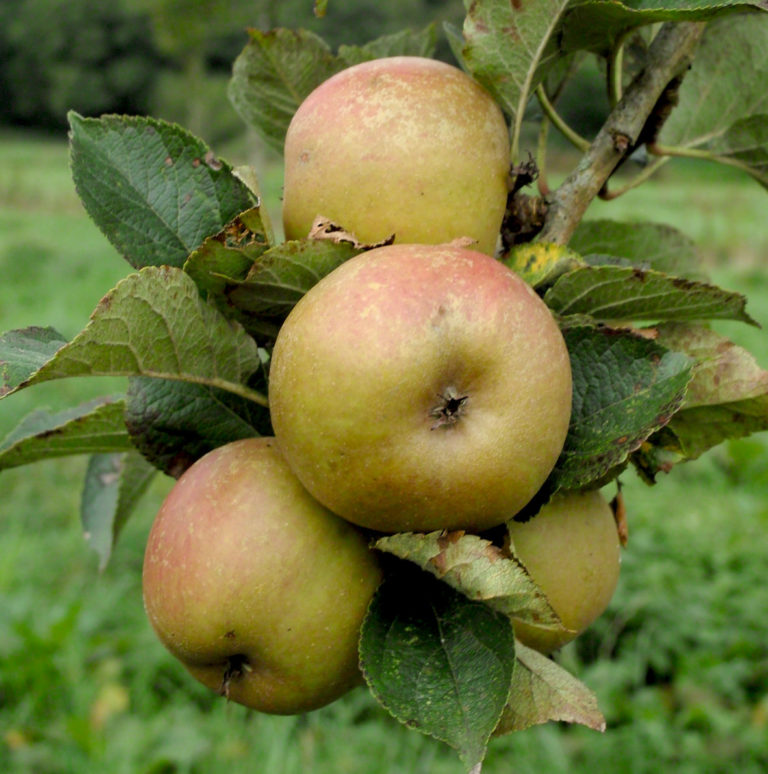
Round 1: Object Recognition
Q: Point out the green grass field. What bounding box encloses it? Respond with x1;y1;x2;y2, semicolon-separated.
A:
1;129;767;774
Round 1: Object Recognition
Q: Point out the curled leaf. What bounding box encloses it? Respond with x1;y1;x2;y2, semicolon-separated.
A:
375;531;568;633
308;215;395;249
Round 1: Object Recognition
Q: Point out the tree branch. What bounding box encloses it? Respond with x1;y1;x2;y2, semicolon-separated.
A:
537;22;706;245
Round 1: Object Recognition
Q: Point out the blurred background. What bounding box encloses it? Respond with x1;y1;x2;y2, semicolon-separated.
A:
1;1;767;772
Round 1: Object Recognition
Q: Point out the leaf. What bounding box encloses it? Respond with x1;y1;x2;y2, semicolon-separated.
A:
374;531;568;634
81;451;157;570
634;324;768;475
548;325;693;492
124;377;271;478
568;220;704;280
660;13;768;150
558;0;767;56
360;567;516;770
656;323;768;408
461;0;571;158
68;113;257;269
227;240;361;316
0;327;68;397
494;641;606;735
0;398;132;470
665;399;768;459
228;28;345;155
708;114;768;189
186;237;360;340
544;265;757;325
503;242;585;289
337;25;438;66
232;166;278;242
3;267;268;407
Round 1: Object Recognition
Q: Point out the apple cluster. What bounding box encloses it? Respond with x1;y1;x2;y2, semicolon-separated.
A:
142;57;621;716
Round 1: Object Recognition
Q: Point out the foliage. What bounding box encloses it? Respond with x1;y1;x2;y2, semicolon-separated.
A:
0;0;162;130
2;1;768;771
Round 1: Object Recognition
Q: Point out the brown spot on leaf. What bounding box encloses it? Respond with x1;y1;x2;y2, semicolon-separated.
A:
205;150;223;171
437;531;466;550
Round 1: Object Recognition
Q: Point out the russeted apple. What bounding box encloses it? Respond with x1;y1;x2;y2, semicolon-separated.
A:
508;490;622;653
282;56;510;256
269;242;573;534
142;437;382;715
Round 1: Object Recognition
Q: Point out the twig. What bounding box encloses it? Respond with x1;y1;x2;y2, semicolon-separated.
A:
536;85;590;153
537;22;706;245
598;156;670;200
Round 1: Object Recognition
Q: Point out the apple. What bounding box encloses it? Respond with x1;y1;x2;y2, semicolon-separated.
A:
142;437;382;715
268;242;573;533
282;56;510;256
508;490;621;653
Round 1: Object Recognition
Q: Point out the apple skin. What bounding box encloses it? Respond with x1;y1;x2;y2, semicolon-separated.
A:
509;490;621;654
282;56;510;256
142;437;382;715
269;243;573;533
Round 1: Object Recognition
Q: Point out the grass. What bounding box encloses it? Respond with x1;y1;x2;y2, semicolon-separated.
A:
1;128;768;773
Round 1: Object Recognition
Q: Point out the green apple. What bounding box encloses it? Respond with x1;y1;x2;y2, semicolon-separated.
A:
142;437;382;714
282;56;510;256
509;490;621;653
269;242;573;533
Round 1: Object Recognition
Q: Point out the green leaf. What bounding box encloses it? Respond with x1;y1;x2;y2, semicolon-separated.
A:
660;13;768;151
544;265;756;325
558;0;767;55
374;531;567;634
494;641;606;735
708;114;768;189
68;113;257;269
125;377;271;478
0;398;132;470
360;567;516;770
503;242;585;289
338;25;438;66
3;267;268;407
227;239;361;317
548;325;693;491
0;327;68;397
186;237;359;340
228;28;345;155
81;451;157;570
634;324;768;476
568;220;704;280
461;0;571;158
665;399;768;460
